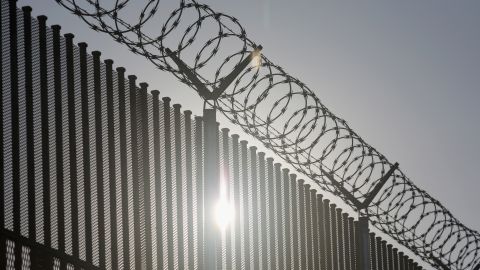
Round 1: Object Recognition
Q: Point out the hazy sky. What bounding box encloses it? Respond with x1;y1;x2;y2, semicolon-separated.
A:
20;0;480;267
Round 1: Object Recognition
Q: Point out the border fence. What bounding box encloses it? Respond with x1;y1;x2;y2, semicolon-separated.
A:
1;1;427;269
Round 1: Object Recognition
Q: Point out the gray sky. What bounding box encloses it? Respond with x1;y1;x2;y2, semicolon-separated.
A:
21;0;480;267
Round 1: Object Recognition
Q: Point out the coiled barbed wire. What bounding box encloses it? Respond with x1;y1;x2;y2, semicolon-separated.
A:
54;0;480;269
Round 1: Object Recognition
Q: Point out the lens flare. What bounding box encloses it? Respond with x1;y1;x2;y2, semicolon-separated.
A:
215;197;235;231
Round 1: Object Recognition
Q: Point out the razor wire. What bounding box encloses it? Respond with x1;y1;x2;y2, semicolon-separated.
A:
54;0;480;269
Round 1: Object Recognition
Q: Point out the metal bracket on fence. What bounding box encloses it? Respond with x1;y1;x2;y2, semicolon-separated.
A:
360;162;399;209
321;162;398;270
166;45;263;269
165;46;262;101
431;255;451;270
321;162;399;211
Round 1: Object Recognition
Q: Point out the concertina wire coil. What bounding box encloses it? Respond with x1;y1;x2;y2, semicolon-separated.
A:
53;0;480;269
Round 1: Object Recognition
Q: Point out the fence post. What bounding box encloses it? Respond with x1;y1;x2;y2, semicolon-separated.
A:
0;0;4;264
78;42;92;265
241;141;251;270
387;244;394;270
22;5;36;248
304;184;313;270
221;128;232;269
130;75;142;270
173;103;185;270
105;59;118;269
9;1;22;269
258;152;268;270
203;107;219;269
342;213;350;270
185;110;195;270
370;233;377;270
356;216;370;270
139;82;153;270
324;199;333;269
65;32;79;268
117;67;131;269
52;23;65;270
298;180;307;269
151;90;162;269
290;174;299;270
195;116;204;270
393;248;399;270
283;169;292;270
92;50;106;269
331;204;339;270
250;146;260;270
336;208;344;270
311;189;320;270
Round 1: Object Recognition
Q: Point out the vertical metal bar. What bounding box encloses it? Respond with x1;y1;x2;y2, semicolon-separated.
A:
304;184;313;270
0;0;4;268
150;90;162;270
331;204;338;270
203;108;219;270
354;220;360;270
267;158;277;269
105;59;118;269
403;254;409;270
221;128;232;270
336;208;344;270
240;140;250;270
249;146;260;270
387;244;393;270
78;42;92;265
65;32;80;268
129;75;142;270
370;233;377;270
323;199;332;270
376;237;382;270
393;248;399;270
408;259;414;270
92;50;106;268
38;13;51;249
9;0;21;268
22;6;36;246
398;252;405;270
117;67;130;269
52;23;65;270
139;83;153;270
381;240;388;270
274;163;285;270
9;3;21;257
162;96;174;269
231;134;241;269
318;195;326;270
311;189;320;270
348;217;355;270
356;217;370;270
283;168;292;270
185;110;194;270
258;152;268;270
298;180;306;269
194;116;204;270
173;103;184;270
290;174;299;270
216;122;222;269
342;213;350;270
